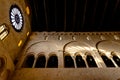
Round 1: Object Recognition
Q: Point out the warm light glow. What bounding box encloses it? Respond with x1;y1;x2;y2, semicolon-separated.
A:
44;36;48;40
100;35;105;40
58;36;62;40
0;25;9;40
26;6;30;15
72;36;76;40
27;32;30;36
65;46;92;55
18;40;22;47
0;25;6;33
0;30;8;40
99;49;112;58
114;35;119;40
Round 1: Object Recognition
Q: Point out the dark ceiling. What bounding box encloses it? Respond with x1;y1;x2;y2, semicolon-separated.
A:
26;0;120;32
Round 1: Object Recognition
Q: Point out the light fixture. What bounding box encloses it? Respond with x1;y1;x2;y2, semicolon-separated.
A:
9;5;24;32
0;31;8;40
18;40;23;47
0;24;9;40
26;6;30;15
0;25;7;33
27;32;30;36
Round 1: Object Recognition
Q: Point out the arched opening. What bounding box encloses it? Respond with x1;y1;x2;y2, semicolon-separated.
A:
64;55;75;68
86;55;97;67
35;55;46;68
47;55;58;68
112;55;120;67
22;54;35;68
96;40;120;67
75;55;86;68
101;55;115;67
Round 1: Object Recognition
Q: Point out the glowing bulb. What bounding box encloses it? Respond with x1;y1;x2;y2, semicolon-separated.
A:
27;32;30;36
26;6;30;15
18;40;22;47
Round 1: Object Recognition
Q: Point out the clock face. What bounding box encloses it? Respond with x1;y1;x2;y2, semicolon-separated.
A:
9;5;24;32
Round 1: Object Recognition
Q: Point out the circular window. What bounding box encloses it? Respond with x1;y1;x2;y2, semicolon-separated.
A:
9;5;24;32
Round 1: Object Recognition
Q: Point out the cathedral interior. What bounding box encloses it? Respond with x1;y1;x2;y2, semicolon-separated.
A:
1;0;120;80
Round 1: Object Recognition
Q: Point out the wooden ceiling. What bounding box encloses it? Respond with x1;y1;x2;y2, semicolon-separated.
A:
26;0;120;32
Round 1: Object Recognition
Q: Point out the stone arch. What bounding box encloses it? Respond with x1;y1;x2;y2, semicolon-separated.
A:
47;54;58;68
63;41;94;57
64;54;75;68
96;40;120;57
96;40;120;67
22;54;35;68
35;54;46;68
26;41;59;55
